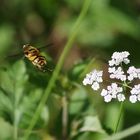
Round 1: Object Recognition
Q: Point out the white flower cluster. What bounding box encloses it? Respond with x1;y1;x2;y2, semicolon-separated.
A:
109;51;130;66
108;51;129;81
108;67;126;81
83;70;103;90
101;83;125;102
83;51;140;103
129;84;140;103
127;66;140;81
108;52;140;82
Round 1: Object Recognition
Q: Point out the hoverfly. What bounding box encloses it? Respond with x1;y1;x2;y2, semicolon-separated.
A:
23;44;49;72
6;43;52;72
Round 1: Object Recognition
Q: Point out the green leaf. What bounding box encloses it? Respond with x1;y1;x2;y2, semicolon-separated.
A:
69;86;87;115
0;118;13;139
0;25;15;56
80;116;105;133
105;103;124;131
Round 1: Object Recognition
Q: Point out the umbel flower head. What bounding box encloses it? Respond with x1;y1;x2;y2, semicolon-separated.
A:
83;70;103;90
101;83;125;102
83;51;140;103
108;51;130;66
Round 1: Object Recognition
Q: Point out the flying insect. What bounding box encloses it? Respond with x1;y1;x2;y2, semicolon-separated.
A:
5;43;52;72
23;44;49;72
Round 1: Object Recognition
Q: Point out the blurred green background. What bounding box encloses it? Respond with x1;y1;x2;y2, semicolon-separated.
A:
0;0;139;140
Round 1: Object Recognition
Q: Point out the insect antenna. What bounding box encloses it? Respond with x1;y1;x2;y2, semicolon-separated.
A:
37;43;53;51
6;52;24;58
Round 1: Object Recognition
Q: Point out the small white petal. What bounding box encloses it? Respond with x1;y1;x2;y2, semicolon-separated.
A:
91;82;100;90
83;78;92;85
111;83;118;88
97;71;103;76
101;89;108;96
123;58;130;64
117;94;125;102
110;74;115;79
128;75;133;81
109;60;115;66
129;95;137;103
97;77;103;83
108;67;115;73
104;94;112;102
120;75;126;81
107;85;111;91
137;94;140;101
83;79;88;85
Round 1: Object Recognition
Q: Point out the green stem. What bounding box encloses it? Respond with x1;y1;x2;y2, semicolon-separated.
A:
62;92;68;140
79;57;97;78
23;0;91;139
104;123;140;140
114;101;124;133
13;81;18;140
13;110;18;140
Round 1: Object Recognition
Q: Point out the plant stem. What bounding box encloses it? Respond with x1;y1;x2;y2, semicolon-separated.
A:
13;110;18;140
104;123;140;140
114;101;124;133
79;57;97;78
13;81;18;140
62;92;68;140
23;0;91;139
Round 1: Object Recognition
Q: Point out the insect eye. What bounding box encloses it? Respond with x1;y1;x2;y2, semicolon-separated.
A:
23;44;30;49
25;51;29;55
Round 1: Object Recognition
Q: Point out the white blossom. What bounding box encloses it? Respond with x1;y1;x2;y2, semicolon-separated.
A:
109;67;126;81
129;95;137;103
101;89;108;96
83;51;140;103
83;70;103;90
117;94;125;102
137;69;140;79
138;94;140;101
109;51;130;66
101;83;124;102
104;94;112;102
108;67;115;73
83;73;93;85
91;82;100;90
127;66;140;81
129;84;140;103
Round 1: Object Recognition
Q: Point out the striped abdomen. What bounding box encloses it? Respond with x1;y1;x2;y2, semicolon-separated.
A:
23;44;47;72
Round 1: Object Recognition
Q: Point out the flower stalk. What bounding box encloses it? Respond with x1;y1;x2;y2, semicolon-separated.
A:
23;0;91;139
62;92;68;140
114;101;124;133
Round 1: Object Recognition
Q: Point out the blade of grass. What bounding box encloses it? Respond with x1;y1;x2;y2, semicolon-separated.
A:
79;57;97;78
114;101;124;133
23;0;92;139
103;123;140;140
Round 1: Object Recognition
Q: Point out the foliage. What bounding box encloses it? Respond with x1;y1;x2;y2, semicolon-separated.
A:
0;0;139;140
